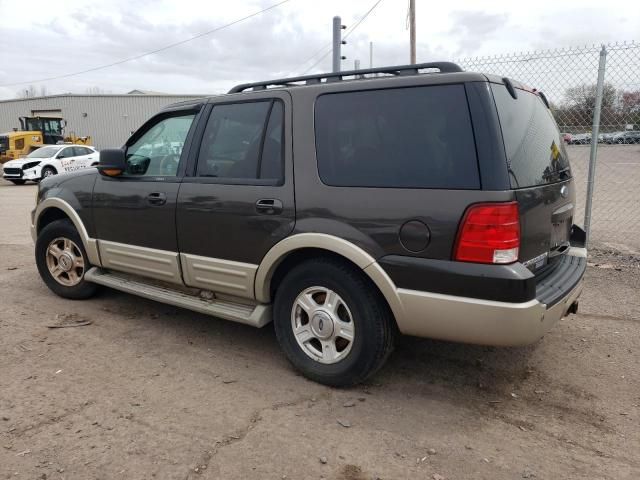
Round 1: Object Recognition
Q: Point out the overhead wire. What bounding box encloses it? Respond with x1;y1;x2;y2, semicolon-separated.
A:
1;0;292;87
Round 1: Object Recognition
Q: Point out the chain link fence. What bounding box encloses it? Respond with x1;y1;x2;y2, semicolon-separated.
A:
458;41;640;255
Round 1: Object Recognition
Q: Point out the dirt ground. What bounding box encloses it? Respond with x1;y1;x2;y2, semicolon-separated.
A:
0;179;639;480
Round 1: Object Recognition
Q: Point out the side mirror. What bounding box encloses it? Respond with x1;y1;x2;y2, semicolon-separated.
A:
57;154;66;159
97;149;126;177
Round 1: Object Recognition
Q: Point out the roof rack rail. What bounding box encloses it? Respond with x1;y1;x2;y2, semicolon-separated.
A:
228;61;463;94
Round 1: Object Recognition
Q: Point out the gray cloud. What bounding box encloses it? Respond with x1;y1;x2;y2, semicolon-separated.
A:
1;1;636;100
448;10;510;55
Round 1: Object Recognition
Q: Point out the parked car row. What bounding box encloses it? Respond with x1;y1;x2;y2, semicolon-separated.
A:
603;130;640;144
562;131;640;145
2;144;98;185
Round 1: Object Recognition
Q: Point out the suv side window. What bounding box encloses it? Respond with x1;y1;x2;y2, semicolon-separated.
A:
125;114;195;177
196;100;284;183
315;85;480;189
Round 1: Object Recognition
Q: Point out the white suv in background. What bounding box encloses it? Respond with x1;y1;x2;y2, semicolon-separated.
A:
2;145;98;185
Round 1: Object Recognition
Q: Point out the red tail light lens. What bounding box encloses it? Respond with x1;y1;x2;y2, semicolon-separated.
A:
454;202;520;264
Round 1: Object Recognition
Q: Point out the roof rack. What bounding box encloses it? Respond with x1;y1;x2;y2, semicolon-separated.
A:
228;61;464;94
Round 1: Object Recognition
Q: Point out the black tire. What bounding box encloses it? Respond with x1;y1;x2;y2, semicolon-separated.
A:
9;179;26;185
273;257;397;387
35;219;98;300
41;166;57;179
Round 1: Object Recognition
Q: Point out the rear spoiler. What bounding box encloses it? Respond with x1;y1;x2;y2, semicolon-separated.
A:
502;77;550;109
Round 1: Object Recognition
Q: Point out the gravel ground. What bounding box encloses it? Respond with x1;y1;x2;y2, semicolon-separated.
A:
0;179;639;480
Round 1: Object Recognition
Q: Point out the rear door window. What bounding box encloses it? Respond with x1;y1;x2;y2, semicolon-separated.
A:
196;100;284;183
491;84;571;188
314;85;480;189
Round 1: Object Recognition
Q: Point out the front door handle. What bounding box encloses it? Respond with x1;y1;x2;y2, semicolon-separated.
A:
147;192;167;206
255;198;283;215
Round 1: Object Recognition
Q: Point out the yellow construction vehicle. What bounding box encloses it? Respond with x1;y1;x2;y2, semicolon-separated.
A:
0;116;92;164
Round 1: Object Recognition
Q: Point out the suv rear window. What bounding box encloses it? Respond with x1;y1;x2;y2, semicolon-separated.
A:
315;85;480;189
491;84;571;188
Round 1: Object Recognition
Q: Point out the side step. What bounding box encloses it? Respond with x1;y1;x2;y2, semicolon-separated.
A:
85;267;271;328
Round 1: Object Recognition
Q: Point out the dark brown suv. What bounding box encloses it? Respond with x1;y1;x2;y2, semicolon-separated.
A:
31;62;586;386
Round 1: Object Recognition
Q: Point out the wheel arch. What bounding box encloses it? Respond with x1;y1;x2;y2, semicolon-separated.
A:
41;163;58;175
33;198;101;266
254;233;404;323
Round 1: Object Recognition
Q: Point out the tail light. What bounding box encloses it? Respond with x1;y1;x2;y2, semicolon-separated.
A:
454;202;520;264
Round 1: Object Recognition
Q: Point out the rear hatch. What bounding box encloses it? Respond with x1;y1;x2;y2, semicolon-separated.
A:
491;82;574;273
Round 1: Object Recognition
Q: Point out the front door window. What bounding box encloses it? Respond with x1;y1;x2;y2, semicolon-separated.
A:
125;114;195;177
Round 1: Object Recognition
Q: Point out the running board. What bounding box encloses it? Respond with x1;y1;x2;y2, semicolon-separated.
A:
85;267;271;328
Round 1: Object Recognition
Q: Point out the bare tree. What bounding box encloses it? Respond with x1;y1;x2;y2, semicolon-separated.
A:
85;86;110;94
17;85;37;98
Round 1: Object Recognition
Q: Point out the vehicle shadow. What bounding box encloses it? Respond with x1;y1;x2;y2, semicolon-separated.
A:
94;287;539;404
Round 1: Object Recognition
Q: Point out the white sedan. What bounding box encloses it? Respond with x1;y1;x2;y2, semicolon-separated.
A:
2;145;99;185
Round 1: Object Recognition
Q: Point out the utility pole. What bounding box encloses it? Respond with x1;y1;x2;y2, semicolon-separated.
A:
409;0;416;64
369;41;373;68
332;16;347;72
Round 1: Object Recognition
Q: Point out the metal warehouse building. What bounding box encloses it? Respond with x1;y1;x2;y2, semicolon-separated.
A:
0;92;205;150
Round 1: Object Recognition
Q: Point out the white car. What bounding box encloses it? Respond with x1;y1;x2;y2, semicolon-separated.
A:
2;145;99;185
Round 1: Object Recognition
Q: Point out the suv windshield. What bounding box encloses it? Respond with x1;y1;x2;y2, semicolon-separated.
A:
491;84;571;188
27;146;62;158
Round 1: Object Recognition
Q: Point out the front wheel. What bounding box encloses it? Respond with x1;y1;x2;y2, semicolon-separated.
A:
273;257;396;387
35;219;98;299
41;166;57;179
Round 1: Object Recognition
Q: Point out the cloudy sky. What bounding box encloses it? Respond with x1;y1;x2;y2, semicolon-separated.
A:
0;0;638;99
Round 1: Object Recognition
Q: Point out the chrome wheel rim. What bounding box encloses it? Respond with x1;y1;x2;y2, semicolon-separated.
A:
43;169;53;177
45;237;85;286
291;286;355;364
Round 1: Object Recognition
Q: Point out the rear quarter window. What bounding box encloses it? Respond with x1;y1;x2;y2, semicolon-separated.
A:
491;84;571;188
314;84;480;189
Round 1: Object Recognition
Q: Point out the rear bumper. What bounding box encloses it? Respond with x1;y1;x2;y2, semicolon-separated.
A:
391;248;587;346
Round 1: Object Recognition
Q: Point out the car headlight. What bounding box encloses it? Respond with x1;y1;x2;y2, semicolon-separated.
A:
22;161;41;170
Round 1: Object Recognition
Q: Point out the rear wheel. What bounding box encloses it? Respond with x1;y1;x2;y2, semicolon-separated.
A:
41;166;57;179
273;257;396;387
35;219;98;299
9;179;26;185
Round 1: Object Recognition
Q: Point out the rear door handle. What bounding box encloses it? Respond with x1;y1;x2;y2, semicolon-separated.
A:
147;192;167;206
255;198;283;215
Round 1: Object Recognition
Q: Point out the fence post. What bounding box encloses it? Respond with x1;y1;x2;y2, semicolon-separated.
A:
583;45;607;247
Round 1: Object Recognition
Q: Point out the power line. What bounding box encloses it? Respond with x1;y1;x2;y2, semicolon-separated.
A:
292;0;384;76
1;0;292;88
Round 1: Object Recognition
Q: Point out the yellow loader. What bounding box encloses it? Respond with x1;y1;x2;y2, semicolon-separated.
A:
0;116;92;164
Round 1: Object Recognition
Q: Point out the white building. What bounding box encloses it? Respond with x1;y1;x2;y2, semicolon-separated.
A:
0;92;205;150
